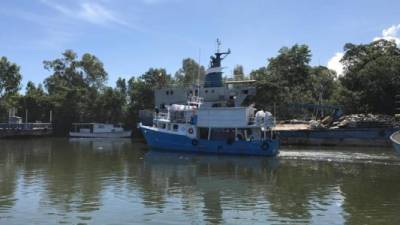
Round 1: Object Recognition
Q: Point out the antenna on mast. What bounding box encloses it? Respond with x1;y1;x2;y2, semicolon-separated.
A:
216;38;221;53
197;48;201;97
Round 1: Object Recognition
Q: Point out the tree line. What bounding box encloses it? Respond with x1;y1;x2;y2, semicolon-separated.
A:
0;39;399;135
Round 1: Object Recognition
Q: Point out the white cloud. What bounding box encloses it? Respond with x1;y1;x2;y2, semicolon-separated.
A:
327;24;400;76
373;24;400;45
40;0;130;27
78;2;129;26
327;52;344;76
141;0;180;4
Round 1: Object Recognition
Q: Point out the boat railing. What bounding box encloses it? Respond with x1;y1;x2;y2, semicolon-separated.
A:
154;112;169;120
154;111;195;124
248;116;255;125
0;123;53;130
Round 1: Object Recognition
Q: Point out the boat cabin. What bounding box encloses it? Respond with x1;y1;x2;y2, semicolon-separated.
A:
152;104;275;142
71;123;124;133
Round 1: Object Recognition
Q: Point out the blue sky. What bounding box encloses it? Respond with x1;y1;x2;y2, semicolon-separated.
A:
1;0;400;89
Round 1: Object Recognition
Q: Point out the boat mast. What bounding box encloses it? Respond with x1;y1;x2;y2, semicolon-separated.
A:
197;48;201;99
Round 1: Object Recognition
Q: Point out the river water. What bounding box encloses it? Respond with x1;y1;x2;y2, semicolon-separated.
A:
0;138;399;225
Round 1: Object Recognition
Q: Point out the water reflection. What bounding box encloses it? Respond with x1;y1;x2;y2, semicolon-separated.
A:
0;138;400;224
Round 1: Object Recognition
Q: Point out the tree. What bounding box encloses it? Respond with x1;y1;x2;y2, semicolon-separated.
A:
267;44;311;88
141;68;171;89
44;50;107;94
233;65;245;80
174;58;205;86
43;50;108;134
251;44;314;118
309;66;337;104
125;77;154;128
15;82;52;122
339;39;400;114
116;77;127;98
0;57;22;97
0;57;22;121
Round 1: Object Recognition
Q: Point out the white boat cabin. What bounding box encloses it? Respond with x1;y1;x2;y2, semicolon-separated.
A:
71;123;124;133
152;103;275;142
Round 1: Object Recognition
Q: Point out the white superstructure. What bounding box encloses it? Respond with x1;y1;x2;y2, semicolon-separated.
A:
69;123;131;138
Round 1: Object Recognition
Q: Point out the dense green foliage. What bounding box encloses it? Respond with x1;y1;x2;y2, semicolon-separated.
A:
174;58;205;86
1;39;399;134
338;40;400;114
233;65;245;80
249;45;338;118
0;57;22;121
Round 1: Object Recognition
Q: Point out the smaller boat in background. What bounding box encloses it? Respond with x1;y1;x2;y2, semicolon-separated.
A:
390;131;400;153
69;123;131;138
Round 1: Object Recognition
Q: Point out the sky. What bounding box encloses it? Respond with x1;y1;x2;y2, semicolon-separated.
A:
1;0;400;89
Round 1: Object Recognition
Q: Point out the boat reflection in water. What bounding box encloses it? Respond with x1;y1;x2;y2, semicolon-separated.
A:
142;150;279;224
144;150;279;173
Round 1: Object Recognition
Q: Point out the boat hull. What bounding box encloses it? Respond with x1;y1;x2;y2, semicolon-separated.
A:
140;126;279;156
390;131;400;153
69;131;131;138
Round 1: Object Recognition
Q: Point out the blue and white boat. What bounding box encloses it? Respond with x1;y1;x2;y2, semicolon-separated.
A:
139;42;279;156
390;131;400;153
139;96;279;156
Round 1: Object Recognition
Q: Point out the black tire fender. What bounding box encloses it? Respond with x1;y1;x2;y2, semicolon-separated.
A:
261;141;269;150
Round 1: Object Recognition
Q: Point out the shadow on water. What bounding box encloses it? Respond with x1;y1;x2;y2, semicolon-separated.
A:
0;138;400;224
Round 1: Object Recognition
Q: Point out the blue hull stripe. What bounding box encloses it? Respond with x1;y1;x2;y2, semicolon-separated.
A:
140;126;279;156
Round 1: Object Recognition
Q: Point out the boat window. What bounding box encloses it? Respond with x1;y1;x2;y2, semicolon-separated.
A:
210;128;235;141
161;123;166;129
205;90;208;94
170;90;174;95
173;124;178;131
199;128;209;139
167;123;171;130
166;91;169;95
242;89;249;94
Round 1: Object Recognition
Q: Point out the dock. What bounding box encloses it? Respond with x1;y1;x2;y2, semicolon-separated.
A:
0;123;53;138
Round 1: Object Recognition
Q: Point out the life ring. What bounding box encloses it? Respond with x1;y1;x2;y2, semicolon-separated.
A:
192;139;198;146
188;128;194;134
261;141;269;150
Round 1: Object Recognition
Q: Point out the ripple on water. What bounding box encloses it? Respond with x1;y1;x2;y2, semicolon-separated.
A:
279;149;400;165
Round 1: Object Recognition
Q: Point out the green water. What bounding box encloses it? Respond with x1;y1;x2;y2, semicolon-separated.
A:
0;138;400;225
